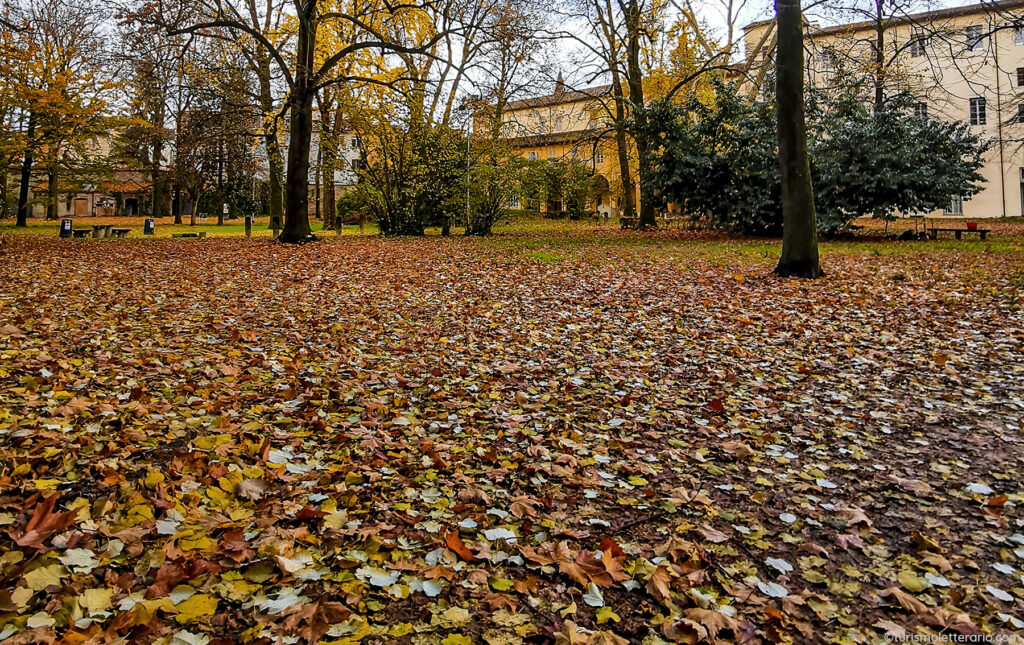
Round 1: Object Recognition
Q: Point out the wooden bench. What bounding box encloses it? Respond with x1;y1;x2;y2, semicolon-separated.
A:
928;227;990;241
172;232;207;238
72;229;92;238
110;228;131;238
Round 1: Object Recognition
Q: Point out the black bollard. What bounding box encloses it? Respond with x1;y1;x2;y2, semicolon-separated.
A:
59;218;73;238
245;216;252;238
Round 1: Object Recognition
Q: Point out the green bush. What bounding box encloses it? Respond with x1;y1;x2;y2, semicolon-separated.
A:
638;79;989;235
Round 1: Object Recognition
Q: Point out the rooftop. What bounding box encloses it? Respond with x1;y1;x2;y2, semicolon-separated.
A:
742;0;1024;37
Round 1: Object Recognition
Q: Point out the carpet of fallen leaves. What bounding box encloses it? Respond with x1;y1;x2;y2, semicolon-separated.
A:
0;228;1023;645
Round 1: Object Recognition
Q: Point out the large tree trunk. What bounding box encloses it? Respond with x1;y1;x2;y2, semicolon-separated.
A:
774;0;821;278
279;4;316;243
16;114;35;227
625;0;654;229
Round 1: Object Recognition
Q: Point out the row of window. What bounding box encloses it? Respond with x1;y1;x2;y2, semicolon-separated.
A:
916;97;1024;126
907;24;1024;57
527;149;605;163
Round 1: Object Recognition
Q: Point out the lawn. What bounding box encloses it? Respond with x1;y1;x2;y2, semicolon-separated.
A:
0;221;1022;644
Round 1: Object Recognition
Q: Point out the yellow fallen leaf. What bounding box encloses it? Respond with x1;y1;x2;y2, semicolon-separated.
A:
80;588;113;613
24;564;66;591
174;593;219;623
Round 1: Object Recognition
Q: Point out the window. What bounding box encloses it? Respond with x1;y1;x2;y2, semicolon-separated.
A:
596;150;604;164
966;25;986;51
508;194;520;209
1018;67;1024;86
944;195;963;215
555;117;564;131
914;102;928;118
351;136;360;150
528;151;538;160
1017;103;1024;123
548;149;556;159
909;35;927;57
970;97;987;125
1019;169;1024;216
351;159;361;172
1016;25;1024;45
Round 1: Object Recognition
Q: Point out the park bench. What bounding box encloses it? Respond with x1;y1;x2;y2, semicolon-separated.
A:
110;228;131;238
928;227;990;241
172;232;207;238
71;229;92;238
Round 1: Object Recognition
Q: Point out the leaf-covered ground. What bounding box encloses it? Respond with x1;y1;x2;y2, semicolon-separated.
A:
0;226;1023;645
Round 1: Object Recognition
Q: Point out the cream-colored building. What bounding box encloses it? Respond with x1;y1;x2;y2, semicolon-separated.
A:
498;77;636;216
742;0;1024;219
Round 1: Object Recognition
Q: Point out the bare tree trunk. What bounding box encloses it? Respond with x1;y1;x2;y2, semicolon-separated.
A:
279;3;316;243
323;105;343;230
0;160;9;219
258;57;284;234
172;182;182;224
625;0;654;229
46;165;59;220
16;114;35;227
152;125;167;218
314;143;321;221
774;0;821;278
873;0;885;112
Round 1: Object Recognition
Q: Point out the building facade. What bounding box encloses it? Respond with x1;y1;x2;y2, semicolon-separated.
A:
742;0;1024;219
498;77;635;217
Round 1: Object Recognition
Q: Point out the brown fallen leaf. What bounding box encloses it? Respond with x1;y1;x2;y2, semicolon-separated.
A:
445;530;479;563
236;478;268;501
878;587;929;617
647;564;673;601
696;525;729;544
11;493;77;551
276;600;351;643
587;632;628;645
873;619;907;639
681;608;741;643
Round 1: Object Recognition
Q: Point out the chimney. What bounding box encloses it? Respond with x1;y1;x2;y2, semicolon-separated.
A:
555;72;564;95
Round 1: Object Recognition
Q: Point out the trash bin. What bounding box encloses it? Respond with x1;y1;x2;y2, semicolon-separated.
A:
59;218;73;238
144;218;155;235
